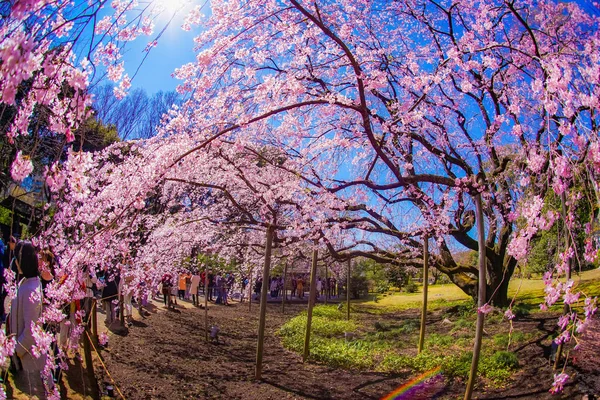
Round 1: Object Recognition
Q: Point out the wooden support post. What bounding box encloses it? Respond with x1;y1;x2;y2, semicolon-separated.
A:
83;323;100;400
303;247;318;362
347;258;351;321
205;266;209;343
91;299;98;348
554;193;572;369
464;192;487;400
418;235;429;354
255;225;274;380
324;263;328;305
248;274;253;312
119;293;125;328
282;262;287;314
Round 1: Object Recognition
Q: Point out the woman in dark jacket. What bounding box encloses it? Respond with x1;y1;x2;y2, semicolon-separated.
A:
101;270;120;325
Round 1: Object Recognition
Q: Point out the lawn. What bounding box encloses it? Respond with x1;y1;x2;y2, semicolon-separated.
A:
278;267;600;397
360;267;600;310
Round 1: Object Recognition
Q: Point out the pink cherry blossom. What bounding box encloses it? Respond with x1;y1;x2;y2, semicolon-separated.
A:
10;151;34;182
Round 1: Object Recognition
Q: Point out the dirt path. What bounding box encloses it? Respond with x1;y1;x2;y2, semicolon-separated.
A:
99;299;416;400
97;298;599;400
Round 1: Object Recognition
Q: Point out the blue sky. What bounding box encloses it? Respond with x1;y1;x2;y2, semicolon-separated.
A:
124;13;197;94
124;2;197;95
118;0;598;95
92;1;203;95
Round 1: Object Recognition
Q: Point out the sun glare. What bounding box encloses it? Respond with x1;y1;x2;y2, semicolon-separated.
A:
155;0;190;16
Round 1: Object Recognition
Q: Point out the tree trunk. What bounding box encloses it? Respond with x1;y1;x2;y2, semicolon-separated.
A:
436;256;515;308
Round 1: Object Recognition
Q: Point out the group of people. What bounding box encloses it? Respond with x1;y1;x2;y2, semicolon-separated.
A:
254;274;341;301
0;236;152;399
159;270;243;308
0;235;346;399
1;237;53;398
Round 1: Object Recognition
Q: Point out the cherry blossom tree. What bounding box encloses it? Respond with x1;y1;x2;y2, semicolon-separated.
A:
2;0;600;396
164;0;600;309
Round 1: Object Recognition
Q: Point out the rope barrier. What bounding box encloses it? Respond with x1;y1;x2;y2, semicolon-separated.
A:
85;330;126;400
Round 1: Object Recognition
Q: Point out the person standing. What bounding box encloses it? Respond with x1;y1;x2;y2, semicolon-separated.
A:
270;276;278;298
120;271;135;326
161;273;174;308
200;269;206;295
254;277;262;301
316;277;322;300
291;277;297;298
9;241;48;398
221;274;229;305
101;270;120;326
178;273;187;301
297;276;304;299
207;270;215;302
215;273;223;304
190;271;201;306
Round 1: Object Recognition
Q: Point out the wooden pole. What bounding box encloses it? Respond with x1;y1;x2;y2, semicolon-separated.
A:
83;323;100;400
205;266;209;343
255;226;274;380
303;247;318;362
347;258;351;321
282;262;288;314
91;299;98;348
554;193;572;369
324;263;328;305
464;192;487;400
119;293;125;328
248;273;253;312
418;235;429;354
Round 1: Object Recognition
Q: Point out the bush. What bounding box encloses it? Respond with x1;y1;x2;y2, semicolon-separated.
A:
404;279;418;293
480;351;519;383
310;339;375;370
425;333;455;349
441;351;472;378
512;303;531;318
278;305;358;352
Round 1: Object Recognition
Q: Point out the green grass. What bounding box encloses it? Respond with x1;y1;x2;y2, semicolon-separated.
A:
359;268;600;311
363;283;470;309
278;269;600;387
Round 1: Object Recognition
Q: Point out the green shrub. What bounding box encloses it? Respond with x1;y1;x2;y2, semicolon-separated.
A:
480;351;519;383
376;353;412;372
451;317;474;332
404;279;418;293
398;319;419;334
512;303;531;318
312;305;346;319
425;333;455;348
493;333;510;348
444;299;476;318
374;321;389;331
440;351;472;378
488;351;519;369
493;332;527;350
309;339;375;369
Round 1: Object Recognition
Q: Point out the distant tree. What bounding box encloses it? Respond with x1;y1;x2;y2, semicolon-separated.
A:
92;84;180;139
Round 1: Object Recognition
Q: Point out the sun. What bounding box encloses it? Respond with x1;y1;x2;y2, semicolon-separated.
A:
154;0;190;16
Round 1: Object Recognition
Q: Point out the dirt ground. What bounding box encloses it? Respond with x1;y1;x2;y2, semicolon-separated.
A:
92;296;599;400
